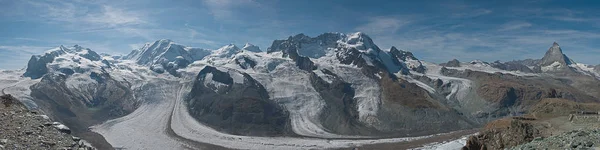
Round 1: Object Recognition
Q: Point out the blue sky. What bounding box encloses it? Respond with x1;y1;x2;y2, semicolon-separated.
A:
1;0;600;69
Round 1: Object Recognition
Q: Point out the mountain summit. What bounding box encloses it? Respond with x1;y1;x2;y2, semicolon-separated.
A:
540;42;575;72
541;42;573;65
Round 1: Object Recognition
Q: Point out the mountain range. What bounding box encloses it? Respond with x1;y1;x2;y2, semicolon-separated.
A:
1;32;600;149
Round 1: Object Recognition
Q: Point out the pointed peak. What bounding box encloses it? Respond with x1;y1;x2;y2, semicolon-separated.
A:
553;42;559;47
390;46;399;52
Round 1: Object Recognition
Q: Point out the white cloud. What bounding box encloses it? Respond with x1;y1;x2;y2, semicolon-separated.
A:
355;17;409;35
83;5;145;27
499;21;532;31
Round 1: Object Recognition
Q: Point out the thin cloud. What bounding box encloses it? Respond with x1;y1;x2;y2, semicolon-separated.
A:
83;5;146;27
355;17;409;35
499;21;532;31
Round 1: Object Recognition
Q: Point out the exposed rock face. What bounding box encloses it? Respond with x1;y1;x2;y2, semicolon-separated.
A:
490;61;535;73
388;46;426;73
0;94;96;150
186;66;292;136
234;56;257;69
73;45;102;61
309;70;379;135
510;129;600;150
540;42;575;73
464;99;600;150
541;42;574;66
442;59;461;67
24;50;64;79
463;118;540;150
375;72;475;135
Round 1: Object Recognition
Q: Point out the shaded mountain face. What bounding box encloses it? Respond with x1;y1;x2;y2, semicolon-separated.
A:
539;42;576;73
441;59;461;67
186;66;291;136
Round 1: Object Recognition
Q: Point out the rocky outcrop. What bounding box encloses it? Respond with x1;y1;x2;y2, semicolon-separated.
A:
490;61;535;73
242;43;262;52
442;59;461;67
464;99;600;150
234;56;257;69
388;46;426;73
462;118;540;150
186;66;292;136
510;129;600;150
0;94;95;150
23;50;64;79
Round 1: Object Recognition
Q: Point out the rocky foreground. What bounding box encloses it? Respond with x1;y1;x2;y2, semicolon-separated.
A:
0;94;95;150
462;98;600;150
511;129;600;149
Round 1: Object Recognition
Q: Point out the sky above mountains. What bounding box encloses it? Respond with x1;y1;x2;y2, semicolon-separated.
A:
1;0;600;69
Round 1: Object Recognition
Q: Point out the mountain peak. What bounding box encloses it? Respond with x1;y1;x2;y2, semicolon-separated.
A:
242;43;261;52
157;39;173;44
213;44;241;58
389;46;399;52
540;42;575;72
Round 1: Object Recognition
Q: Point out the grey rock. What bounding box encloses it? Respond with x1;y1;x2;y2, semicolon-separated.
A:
186;66;291;136
443;59;461;67
0;139;7;144
540;42;574;67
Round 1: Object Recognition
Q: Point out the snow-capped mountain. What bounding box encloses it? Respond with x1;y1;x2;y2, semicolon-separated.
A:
2;32;600;150
540;42;575;72
242;43;262;52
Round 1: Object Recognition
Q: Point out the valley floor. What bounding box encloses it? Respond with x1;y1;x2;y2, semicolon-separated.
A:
91;79;476;150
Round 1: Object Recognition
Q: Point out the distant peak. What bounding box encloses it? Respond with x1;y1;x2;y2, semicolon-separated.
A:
540;41;574;67
158;39;173;43
242;43;261;52
221;43;237;48
390;46;399;52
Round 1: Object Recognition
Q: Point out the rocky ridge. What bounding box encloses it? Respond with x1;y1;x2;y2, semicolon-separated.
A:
0;94;95;150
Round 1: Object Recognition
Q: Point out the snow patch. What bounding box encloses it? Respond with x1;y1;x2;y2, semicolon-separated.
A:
541;61;563;72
